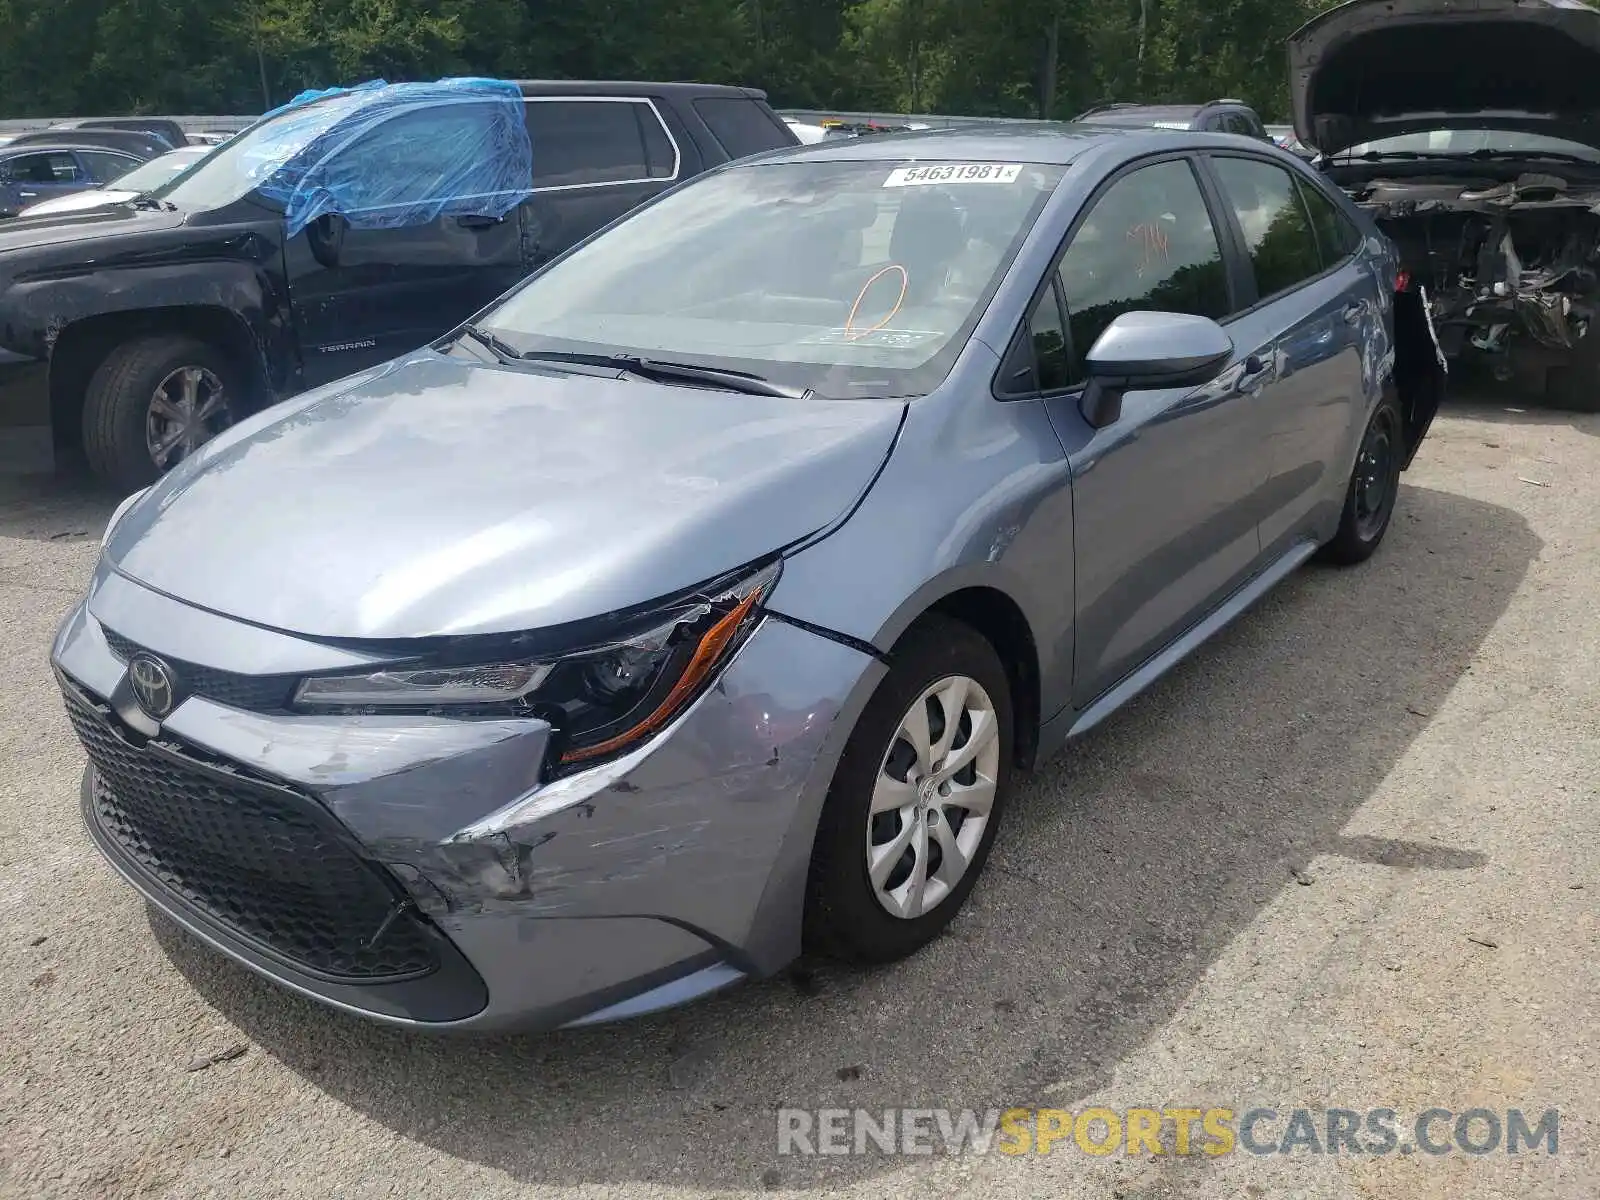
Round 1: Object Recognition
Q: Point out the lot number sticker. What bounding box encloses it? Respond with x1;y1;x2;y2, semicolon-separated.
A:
884;163;1023;187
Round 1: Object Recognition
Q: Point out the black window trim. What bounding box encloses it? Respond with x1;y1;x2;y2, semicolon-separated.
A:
1195;150;1354;318
523;95;682;194
990;149;1244;402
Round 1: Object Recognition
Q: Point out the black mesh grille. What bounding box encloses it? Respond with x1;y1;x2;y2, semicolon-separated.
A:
66;690;439;983
100;626;298;712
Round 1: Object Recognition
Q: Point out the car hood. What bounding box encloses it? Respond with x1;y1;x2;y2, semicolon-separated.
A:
1289;0;1600;156
107;352;906;640
19;189;138;218
0;202;186;254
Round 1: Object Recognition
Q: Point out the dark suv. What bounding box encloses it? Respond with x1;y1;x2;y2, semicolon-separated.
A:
0;79;797;486
1074;100;1273;141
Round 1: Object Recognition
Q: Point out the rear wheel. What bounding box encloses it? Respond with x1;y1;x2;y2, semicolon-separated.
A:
82;335;241;490
804;615;1014;964
1321;396;1403;566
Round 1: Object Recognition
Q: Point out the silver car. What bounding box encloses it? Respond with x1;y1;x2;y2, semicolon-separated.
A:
53;125;1442;1031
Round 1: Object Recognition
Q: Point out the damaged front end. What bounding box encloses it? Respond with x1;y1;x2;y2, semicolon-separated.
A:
1350;171;1600;383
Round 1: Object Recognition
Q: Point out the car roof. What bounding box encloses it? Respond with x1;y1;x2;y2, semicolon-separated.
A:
738;121;1260;166
0;142;142;157
512;80;770;101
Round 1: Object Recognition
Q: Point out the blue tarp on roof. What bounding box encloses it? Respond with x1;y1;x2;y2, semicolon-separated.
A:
246;77;533;237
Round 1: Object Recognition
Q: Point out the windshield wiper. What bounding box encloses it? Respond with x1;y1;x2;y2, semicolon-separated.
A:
458;323;525;364
129;196;177;211
518;351;813;400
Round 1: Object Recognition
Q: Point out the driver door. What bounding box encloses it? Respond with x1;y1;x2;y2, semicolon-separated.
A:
1031;156;1271;706
285;102;530;388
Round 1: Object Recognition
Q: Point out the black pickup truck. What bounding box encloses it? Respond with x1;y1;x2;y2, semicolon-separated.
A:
0;79;797;487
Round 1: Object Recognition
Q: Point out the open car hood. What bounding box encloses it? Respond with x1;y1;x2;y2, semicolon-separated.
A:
1289;0;1600;156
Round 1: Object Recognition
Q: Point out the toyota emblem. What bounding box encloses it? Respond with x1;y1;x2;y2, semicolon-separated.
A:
127;654;178;719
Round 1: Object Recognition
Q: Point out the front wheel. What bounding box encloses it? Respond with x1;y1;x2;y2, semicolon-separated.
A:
804;615;1014;964
81;335;241;490
1320;395;1403;566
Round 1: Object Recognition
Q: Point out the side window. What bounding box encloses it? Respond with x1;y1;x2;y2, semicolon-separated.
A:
997;285;1072;396
693;97;788;160
1297;177;1363;266
318;104;499;210
1210;156;1324;300
9;152;80;183
78;151;138;183
1055;158;1231;378
524;99;677;189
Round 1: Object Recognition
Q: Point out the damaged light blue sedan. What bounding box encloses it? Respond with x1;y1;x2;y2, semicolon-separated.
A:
53;124;1442;1031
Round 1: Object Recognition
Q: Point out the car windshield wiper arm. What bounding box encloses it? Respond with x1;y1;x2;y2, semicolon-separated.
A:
458;323;524;364
518;351;813;399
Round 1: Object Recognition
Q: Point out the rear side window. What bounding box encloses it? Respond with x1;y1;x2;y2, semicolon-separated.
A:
524;99;677;189
693;97;789;160
1297;178;1363;266
1056;158;1231;379
1209;156;1323;300
78;150;139;183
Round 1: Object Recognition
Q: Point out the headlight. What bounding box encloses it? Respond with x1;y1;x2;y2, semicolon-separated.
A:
292;560;781;772
102;488;150;549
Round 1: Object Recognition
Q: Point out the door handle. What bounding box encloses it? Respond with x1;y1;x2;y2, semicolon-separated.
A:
1235;353;1273;394
18;191;36;199
1341;300;1364;324
456;214;504;229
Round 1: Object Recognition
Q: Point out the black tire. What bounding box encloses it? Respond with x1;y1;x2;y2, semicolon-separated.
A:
81;335;243;490
1545;331;1600;413
1320;394;1404;566
804;614;1014;964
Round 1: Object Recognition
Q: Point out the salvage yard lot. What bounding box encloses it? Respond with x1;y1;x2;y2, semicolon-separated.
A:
1;400;1596;1199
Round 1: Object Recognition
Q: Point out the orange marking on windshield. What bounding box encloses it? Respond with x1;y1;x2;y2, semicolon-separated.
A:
844;264;909;340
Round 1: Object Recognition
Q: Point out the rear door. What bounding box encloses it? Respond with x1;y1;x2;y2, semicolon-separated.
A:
1201;153;1377;558
285;100;529;387
518;97;683;270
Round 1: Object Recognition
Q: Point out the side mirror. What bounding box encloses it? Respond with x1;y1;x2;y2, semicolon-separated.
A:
1080;311;1234;429
306;212;347;268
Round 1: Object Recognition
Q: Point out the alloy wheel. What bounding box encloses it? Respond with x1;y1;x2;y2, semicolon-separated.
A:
145;365;231;471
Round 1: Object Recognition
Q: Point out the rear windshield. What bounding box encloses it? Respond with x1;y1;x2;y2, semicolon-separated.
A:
477;157;1066;399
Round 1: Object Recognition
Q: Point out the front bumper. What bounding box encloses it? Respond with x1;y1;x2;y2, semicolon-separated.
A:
52;568;883;1031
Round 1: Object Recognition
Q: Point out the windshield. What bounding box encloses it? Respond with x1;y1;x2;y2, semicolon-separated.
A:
1336;129;1600;162
151;92;371;209
111;147;214;193
476;158;1064;398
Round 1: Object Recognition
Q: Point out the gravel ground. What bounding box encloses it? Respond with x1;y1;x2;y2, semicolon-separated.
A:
1;400;1595;1199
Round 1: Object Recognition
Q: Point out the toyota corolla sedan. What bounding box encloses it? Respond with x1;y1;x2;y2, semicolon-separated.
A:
53;126;1442;1031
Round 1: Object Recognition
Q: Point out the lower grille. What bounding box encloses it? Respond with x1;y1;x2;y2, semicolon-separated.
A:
66;689;438;983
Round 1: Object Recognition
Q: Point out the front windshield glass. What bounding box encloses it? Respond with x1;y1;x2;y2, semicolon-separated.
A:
477;158;1065;398
112;147;213;193
1338;129;1600;161
151;92;370;209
